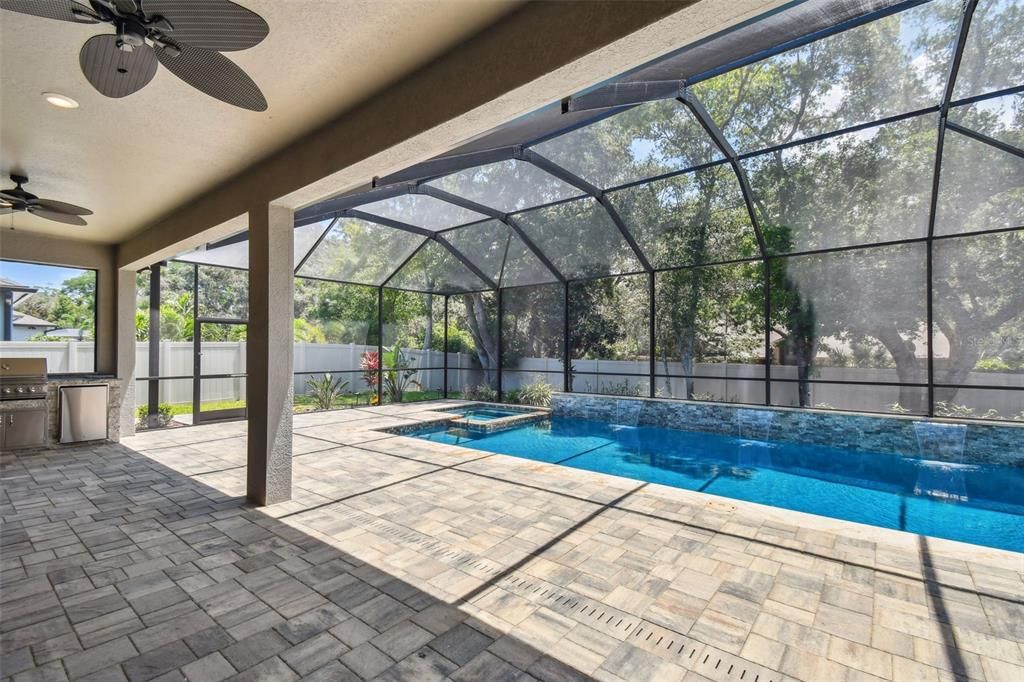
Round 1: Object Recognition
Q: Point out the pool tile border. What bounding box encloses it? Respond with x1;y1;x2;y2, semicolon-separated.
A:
552;393;1024;465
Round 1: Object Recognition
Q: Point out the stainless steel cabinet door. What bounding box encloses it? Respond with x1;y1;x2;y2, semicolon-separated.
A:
60;385;108;443
3;409;48;449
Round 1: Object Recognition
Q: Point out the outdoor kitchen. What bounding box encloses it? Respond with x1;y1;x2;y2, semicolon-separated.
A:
0;357;123;450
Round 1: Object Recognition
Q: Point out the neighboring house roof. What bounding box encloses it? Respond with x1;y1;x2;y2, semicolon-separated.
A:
0;277;40;306
12;311;57;328
46;328;90;339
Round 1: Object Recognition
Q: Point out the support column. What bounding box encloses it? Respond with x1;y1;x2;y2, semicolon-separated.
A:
147;264;161;426
2;289;13;341
116;268;138;438
247;203;294;505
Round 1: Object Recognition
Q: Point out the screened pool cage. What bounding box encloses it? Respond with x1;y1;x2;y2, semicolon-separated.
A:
145;0;1023;423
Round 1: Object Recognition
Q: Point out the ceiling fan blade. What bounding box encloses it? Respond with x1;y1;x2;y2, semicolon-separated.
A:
113;0;138;12
0;190;24;202
0;207;13;215
141;0;268;52
32;198;93;216
0;0;100;23
156;42;266;111
80;35;159;98
28;207;88;226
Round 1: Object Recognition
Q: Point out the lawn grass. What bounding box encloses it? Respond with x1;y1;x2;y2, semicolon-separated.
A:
159;389;464;418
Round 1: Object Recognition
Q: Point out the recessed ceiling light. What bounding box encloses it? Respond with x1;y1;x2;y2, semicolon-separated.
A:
42;92;79;109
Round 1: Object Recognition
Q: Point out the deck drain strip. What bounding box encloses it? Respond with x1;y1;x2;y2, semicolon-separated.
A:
292;504;781;682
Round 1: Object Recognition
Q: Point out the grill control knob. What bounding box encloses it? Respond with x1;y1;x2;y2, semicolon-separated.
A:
1;387;10;394
16;387;26;393
28;386;37;393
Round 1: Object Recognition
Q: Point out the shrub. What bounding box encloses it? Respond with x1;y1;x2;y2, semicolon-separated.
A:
464;384;497;402
600;380;646;397
518;378;553;407
503;388;522;405
934;401;999;419
305;373;350;410
136;403;173;427
382;347;421;403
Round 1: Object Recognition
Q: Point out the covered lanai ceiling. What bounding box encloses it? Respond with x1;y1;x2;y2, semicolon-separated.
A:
177;0;1024;293
0;0;517;242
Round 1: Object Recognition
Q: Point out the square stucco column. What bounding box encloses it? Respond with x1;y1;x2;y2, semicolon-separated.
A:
247;203;294;505
116;268;138;438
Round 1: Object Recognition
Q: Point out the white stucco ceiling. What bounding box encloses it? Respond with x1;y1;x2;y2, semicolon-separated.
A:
0;0;517;243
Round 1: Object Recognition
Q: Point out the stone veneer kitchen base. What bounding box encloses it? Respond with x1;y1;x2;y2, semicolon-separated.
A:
0;377;124;450
552;393;1024;465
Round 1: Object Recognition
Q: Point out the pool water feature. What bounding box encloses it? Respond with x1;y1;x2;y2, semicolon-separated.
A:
409;417;1024;553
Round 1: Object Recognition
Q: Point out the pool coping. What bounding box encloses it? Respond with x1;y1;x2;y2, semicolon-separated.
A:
378;428;1024;570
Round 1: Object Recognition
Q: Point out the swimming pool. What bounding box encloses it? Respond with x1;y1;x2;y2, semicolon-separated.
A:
410;417;1024;553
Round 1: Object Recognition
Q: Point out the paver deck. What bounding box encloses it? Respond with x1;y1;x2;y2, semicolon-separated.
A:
2;400;1022;681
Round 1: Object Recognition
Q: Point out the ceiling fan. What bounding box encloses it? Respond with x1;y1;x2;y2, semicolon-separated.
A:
0;0;269;111
0;175;93;226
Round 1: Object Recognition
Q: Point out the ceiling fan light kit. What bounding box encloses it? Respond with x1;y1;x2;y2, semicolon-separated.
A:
2;0;269;111
42;92;80;108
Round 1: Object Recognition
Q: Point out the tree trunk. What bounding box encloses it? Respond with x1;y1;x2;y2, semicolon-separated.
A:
873;324;926;413
423;293;433;352
462;293;498;385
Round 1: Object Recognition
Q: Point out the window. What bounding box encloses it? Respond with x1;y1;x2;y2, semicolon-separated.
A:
0;259;98;373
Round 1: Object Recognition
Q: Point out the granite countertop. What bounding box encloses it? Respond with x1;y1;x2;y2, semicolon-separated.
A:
47;373;117;381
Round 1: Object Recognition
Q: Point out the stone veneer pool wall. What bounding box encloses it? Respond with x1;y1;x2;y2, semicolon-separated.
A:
551;393;1024;466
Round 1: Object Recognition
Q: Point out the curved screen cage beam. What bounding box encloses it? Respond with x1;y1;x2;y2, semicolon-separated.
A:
345;209;433;237
928;0;978;241
677;90;769;259
496;230;514;288
294;183;413;227
925;0;978;418
374;146;518;188
416;184;568;284
293;217;338;274
518;147;654;273
380;238;429;288
562;80;685;113
944;121;1024;160
559;0;924;116
343;208;499;290
433;234;500;290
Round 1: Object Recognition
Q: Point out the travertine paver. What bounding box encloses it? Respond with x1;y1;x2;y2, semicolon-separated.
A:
2;400;1022;682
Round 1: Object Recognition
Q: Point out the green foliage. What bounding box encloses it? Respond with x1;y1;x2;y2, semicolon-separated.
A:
503;388;522;405
305;373;350;410
517;378;553;407
437;324;476;353
135;403;173;427
933;401;1000;420
294;318;327;344
382;347;422;403
463;384;497;402
15;271;97;337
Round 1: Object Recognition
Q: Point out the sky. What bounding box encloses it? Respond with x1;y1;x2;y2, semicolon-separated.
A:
0;259;90;290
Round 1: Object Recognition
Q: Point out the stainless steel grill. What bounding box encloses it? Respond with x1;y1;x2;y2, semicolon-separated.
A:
0;358;49;449
0;358;47;400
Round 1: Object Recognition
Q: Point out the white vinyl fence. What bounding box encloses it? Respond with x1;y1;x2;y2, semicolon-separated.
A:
0;341;96;372
3;341;1021;416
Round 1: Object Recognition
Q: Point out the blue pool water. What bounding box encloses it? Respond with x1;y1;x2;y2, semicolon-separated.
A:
412;417;1024;553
